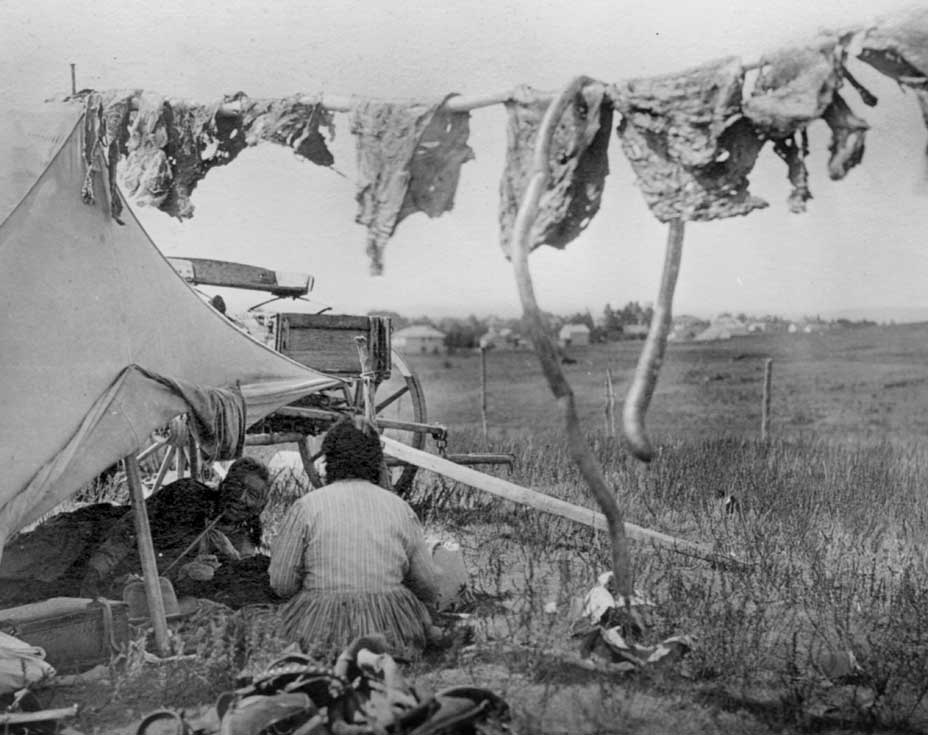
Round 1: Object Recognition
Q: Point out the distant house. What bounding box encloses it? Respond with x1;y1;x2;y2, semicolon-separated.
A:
558;323;590;348
694;314;749;342
668;315;709;342
621;324;649;340
393;324;447;354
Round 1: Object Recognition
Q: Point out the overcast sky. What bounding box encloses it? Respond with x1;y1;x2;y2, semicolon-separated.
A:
2;0;926;320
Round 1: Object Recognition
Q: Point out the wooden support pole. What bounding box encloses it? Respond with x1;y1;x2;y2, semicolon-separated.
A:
187;433;200;481
70;63;76;96
381;437;744;568
125;454;171;657
604;368;616;437
175;443;187;480
354;336;376;424
137;436;169;463
480;346;489;443
761;358;773;441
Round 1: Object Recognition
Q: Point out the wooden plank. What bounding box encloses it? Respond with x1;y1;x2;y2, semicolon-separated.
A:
125;455;171;656
279;313;371;330
381;437;746;568
167;257;311;296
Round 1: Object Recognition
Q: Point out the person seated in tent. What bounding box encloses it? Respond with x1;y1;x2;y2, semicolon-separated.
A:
269;418;442;659
79;456;271;599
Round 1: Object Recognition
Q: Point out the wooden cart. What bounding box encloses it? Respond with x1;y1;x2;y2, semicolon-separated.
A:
163;257;508;494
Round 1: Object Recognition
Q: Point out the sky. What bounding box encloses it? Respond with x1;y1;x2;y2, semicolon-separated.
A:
2;0;927;321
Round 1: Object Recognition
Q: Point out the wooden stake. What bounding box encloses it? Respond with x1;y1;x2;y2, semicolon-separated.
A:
480;346;489;443
604;368;616;437
761;358;773;441
125;454;171;656
508;75;635;599
70;63;76;96
381;437;745;568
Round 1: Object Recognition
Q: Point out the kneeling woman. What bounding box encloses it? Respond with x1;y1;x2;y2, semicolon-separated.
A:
269;419;440;658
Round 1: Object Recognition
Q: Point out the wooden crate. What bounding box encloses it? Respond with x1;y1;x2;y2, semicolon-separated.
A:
275;313;392;378
0;597;129;674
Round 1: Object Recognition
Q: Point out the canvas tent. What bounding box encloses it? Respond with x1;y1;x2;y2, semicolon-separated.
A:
0;102;341;556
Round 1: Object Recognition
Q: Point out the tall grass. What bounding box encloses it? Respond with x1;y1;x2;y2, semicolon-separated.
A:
403;428;928;732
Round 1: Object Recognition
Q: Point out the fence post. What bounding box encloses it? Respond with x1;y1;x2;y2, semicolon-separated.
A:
604;367;616;437
480;346;488;443
761;358;773;441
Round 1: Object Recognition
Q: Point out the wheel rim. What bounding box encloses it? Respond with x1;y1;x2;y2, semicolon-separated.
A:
375;350;428;495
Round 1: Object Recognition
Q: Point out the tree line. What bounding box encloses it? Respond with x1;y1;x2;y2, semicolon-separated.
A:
369;301;657;351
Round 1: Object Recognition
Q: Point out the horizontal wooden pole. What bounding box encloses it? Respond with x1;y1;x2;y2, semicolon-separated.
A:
0;705;79;724
381;436;747;568
386;452;513;468
245;431;309;445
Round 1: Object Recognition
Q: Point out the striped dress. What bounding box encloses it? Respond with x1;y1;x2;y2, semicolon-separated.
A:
268;479;440;659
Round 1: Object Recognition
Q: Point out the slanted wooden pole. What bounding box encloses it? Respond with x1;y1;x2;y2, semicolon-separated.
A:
508;75;635;599
480;346;489;443
761;358;773;441
149;445;176;498
381;437;745;568
125;454;171;656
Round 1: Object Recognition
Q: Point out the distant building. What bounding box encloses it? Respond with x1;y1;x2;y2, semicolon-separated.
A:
621;324;649;340
694;314;749;342
393;324;447;354
479;327;525;350
558;323;591;348
668;315;709;342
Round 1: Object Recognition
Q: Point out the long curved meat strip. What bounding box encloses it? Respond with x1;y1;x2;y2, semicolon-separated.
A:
622;219;685;462
509;76;634;599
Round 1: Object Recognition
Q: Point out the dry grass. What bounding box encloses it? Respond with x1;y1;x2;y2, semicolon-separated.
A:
40;323;928;733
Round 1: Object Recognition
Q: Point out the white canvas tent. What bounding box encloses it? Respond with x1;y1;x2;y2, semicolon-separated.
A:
0;102;341;554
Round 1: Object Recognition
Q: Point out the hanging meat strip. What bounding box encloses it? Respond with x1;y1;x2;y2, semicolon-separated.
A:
241;94;335;167
858;8;928;151
745;35;870;207
499;83;612;256
351;96;474;275
611;57;768;223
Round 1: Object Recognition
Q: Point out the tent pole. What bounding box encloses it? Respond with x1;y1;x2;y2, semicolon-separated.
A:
125;453;171;656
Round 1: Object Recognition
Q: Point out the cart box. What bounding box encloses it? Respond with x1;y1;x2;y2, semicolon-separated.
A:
275;313;392;378
0;597;129;674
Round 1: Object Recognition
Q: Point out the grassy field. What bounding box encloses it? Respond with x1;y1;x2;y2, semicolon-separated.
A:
49;322;928;734
405;322;928;448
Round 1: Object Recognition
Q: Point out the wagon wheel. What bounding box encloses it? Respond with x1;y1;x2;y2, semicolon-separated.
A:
374;350;428;495
291;351;427;495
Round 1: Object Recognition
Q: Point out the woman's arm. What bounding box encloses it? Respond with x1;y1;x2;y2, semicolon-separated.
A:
403;514;441;606
269;502;308;598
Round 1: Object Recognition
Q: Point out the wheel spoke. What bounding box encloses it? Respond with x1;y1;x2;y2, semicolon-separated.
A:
376;384;411;413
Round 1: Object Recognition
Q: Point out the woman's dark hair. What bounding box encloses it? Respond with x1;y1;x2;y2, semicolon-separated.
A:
224;456;270;486
321;418;383;484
